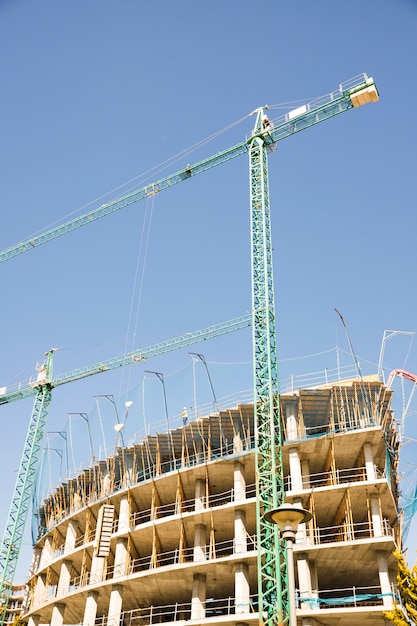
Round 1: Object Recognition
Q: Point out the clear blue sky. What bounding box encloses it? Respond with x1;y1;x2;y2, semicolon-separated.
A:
1;0;416;580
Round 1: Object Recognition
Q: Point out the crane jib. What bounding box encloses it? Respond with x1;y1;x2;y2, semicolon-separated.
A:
0;75;377;265
0;314;252;406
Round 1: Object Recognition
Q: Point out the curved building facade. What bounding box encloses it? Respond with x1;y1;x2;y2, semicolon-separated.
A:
24;378;402;626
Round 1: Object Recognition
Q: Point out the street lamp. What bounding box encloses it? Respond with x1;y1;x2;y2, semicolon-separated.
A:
189;352;219;414
94;394;125;446
264;503;312;626
144;371;170;430
68;413;95;465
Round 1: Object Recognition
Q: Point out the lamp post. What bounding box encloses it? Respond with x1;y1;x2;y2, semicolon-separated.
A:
264;503;312;626
95;394;125;446
69;413;95;464
48;431;69;478
145;371;170;430
189;352;219;414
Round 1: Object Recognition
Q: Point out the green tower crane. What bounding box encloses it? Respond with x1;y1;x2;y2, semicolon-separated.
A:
0;74;378;624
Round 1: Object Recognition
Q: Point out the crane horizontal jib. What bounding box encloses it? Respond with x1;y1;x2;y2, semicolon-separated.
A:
0;74;378;265
0;314;252;406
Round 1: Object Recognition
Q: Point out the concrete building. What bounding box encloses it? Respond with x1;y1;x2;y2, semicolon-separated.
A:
3;583;26;626
22;376;402;626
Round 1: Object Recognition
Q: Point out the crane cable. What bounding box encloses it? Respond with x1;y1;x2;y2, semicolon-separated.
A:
7;115;251;250
118;194;156;402
335;308;373;424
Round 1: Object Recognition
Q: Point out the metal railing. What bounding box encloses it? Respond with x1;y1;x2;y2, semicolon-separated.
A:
37;516;396;607
93;594;259;625
286;464;385;492
35;432;256;540
127;535;256;576
36;535;257;605
296;518;395;546
126;482;256;530
298;583;399;610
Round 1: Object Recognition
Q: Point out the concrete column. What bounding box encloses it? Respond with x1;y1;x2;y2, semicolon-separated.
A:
235;562;250;614
39;536;53;569
90;555;106;584
289;448;303;492
301;460;310;490
297;553;314;609
310;559;319;596
191;573;206;620
33;574;46;608
364;443;376;481
377;551;393;608
195;439;204;463
107;584;123;626
57;559;72;596
64;521;77;554
123;450;135;485
118;495;130;533
195;478;206;511
29;548;42;576
233;432;243;454
234;460;246;501
293;499;309;546
234;509;247;554
83;590;99;626
193;524;206;561
113;537;129;578
370;494;383;537
102;471;112;496
286;400;299;441
27;615;40;626
50;603;65;626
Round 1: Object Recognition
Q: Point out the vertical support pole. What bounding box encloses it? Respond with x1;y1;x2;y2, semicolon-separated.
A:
249;112;287;624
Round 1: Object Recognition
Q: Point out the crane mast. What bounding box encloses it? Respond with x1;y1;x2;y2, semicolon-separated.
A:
0;74;379;626
0;350;53;625
249;110;288;623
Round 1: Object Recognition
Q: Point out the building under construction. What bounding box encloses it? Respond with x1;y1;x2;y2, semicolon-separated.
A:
17;375;403;626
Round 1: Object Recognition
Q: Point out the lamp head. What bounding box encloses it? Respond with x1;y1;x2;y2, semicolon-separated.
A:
264;503;312;534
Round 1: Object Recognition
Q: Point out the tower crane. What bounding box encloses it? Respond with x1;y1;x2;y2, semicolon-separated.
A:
0;315;251;620
0;74;379;625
